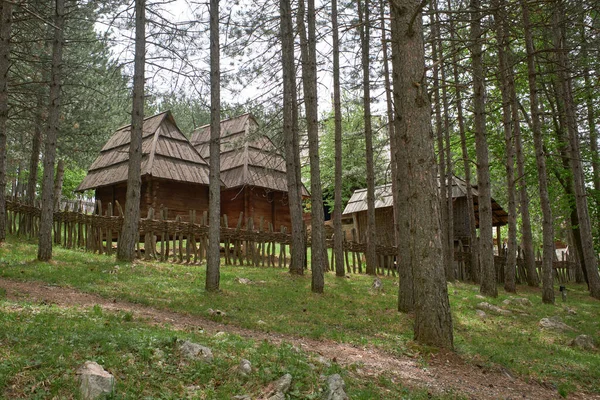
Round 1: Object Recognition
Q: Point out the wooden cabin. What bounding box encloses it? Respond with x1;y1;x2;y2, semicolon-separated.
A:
76;111;213;220
342;176;509;248
191;113;309;230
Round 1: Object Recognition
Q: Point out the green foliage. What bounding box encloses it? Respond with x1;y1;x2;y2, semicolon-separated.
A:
318;98;391;212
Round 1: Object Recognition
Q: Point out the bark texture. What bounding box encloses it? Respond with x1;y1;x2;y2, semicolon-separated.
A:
470;0;496;297
37;0;65;261
521;0;554;303
358;0;377;276
280;0;306;276
0;0;12;243
117;0;145;262
298;0;325;293
206;0;221;291
331;0;345;277
493;1;516;293
389;0;453;348
550;1;600;299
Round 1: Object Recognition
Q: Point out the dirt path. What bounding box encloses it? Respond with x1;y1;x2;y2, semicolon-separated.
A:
0;278;593;400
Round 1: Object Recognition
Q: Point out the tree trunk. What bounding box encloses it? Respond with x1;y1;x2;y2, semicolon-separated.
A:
206;0;221;291
389;0;453;348
431;1;450;281
380;0;402;289
582;22;600;245
116;0;145;262
447;0;478;283
331;0;344;277
493;0;516;293
390;2;413;313
550;1;600;299
298;0;325;293
521;0;555;303
470;0;496;297
24;88;45;235
358;0;377;276
0;0;12;243
280;0;306;276
37;0;65;261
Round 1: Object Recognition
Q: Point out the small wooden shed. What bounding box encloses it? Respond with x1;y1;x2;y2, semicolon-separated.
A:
342;175;509;247
191;113;309;230
76;111;212;219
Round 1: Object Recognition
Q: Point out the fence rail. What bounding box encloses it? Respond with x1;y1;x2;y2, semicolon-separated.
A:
5;199;580;282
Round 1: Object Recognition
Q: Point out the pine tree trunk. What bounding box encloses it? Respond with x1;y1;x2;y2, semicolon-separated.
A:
521;0;554;303
390;2;413;313
470;0;496;297
358;0;377;276
389;0;453;348
280;0;306;276
380;0;401;285
53;159;64;211
447;0;478;283
116;0;145;262
206;0;221;291
0;0;12;243
431;3;450;281
37;0;65;261
550;2;600;299
24;88;45;235
331;0;344;277
582;25;600;244
298;0;325;293
493;0;516;293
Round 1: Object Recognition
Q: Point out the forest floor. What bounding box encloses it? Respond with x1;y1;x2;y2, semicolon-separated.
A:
1;277;595;400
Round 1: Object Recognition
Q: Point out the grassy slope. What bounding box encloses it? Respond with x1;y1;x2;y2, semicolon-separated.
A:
1;236;599;397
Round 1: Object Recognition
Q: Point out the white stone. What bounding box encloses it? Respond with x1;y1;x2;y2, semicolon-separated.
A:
77;361;115;400
325;374;349;400
180;340;214;363
238;359;252;376
539;316;575;332
476;302;512;316
570;335;596;350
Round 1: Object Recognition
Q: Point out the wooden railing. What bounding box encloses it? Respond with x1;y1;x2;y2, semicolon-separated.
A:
4;199;580;282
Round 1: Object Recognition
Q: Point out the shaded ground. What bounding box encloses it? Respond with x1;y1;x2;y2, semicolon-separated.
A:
1;278;595;400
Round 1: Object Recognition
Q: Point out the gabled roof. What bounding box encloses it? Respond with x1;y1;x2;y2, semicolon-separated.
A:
342;175;508;227
76;111;212;192
191;113;309;196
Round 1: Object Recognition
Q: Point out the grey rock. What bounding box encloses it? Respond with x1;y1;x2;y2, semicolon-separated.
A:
77;361;115;400
274;373;292;394
476;309;487;319
180;340;214;363
475;294;486;299
372;277;383;291
502;297;533;307
570;335;596;350
236;277;253;285
324;374;349;400
238;359;252;376
476;302;512;316
539;316;575;332
233;395;252;400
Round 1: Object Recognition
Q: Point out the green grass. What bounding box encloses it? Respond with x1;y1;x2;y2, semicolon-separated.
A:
1;235;600;397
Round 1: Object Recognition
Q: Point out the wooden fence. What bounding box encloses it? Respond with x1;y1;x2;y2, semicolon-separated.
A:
4;199;579;282
5;199;398;276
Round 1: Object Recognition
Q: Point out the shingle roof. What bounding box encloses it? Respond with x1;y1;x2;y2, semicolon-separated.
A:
342;175;508;227
191;113;309;196
76;111;212;191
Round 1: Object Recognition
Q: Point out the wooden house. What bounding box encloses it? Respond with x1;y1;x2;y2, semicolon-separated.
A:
76;111;213;219
191;113;309;230
342;176;509;248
